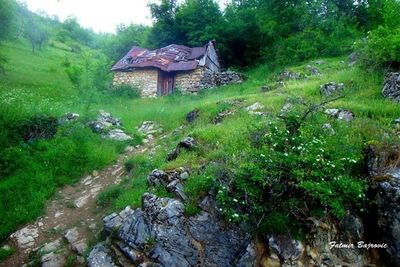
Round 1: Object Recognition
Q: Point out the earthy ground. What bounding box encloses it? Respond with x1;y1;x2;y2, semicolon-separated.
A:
1;140;156;267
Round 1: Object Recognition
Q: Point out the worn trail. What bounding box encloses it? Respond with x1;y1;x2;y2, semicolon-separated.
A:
1;140;155;267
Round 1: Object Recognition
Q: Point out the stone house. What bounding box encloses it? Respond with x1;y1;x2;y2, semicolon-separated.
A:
111;41;221;97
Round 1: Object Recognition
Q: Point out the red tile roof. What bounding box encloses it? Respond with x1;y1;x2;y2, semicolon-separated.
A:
111;44;207;72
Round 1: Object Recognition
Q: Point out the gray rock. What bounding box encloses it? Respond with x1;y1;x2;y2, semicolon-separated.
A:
167;137;197;161
89;110;121;133
189;211;251;266
320;82;345;96
104;129;132;141
147;169;170;186
364;145;400;265
72;239;88;255
10;225;39;250
103;206;134;234
166;180;187;201
341;213;364;241
180;171;190;180
186;109;200;123
236;243;256;267
64;227;79;244
87;243;117;267
325;109;354;122
305;65;321;76
199;70;244;89
278;69;302;80
39;239;62;254
179;137;196;149
41;252;66;267
267;235;304;263
137;121;161;136
382;72;400;102
349;52;359;65
246;102;265;115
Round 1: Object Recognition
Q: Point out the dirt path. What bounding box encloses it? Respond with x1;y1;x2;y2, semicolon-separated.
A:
1;140;156;267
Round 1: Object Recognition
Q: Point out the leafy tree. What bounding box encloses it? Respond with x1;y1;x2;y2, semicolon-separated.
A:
147;0;180;48
0;0;15;41
26;20;49;53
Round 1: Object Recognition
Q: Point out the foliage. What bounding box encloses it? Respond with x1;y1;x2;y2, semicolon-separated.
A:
356;0;400;69
216;114;367;236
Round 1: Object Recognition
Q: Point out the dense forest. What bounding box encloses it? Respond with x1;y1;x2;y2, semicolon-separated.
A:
1;0;400;69
1;0;400;266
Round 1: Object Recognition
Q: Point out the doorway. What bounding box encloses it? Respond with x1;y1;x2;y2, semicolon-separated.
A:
158;71;175;96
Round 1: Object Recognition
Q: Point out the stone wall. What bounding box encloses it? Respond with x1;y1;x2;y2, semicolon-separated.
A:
175;68;206;93
112;69;159;97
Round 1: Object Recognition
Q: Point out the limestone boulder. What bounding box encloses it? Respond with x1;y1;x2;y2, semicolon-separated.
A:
382;72;400;102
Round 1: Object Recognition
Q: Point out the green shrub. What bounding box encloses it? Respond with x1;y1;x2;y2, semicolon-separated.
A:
216;115;367;237
356;26;400;68
110;85;141;99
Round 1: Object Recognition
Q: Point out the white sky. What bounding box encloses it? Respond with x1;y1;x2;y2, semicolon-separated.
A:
23;0;158;33
23;0;228;34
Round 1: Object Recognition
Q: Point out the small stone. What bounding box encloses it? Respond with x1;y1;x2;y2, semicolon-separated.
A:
320;82;345;96
41;252;66;267
10;225;39;250
72;239;88;255
64;228;79;244
180;171;189;180
105;129;132;141
74;195;90;208
40;239;62;254
92;170;99;177
246;102;265;115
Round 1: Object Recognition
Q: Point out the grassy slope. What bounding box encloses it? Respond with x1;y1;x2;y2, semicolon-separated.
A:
1;38;399;245
99;58;400;215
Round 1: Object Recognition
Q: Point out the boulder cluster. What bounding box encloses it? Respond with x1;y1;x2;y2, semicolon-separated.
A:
199;70;244;89
382;72;400;102
88;110;132;141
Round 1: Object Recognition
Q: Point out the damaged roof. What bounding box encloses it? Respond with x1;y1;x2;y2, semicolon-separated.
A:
111;43;208;72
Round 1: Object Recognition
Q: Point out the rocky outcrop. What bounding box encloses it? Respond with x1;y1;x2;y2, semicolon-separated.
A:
325;108;354;122
88;110;132;141
88;193;252;267
199;70;244;89
89;110;121;133
305;65;321;76
382;72;400;102
167;137;197;161
186;109;200;123
320;82;345;97
147;168;190;201
278;70;303;81
365;144;400;266
246;102;265;116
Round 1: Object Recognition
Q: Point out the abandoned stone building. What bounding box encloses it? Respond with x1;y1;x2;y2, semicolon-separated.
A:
111;41;222;97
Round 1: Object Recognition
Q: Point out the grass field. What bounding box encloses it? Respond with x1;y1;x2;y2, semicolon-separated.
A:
0;38;399;246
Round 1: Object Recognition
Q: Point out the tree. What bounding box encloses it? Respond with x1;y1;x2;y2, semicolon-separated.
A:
26;19;49;53
0;0;16;73
0;0;15;41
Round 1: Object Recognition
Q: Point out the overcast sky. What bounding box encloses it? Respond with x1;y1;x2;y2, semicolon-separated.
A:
23;0;155;33
23;0;228;34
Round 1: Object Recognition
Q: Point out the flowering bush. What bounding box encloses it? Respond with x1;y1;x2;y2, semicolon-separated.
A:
216;117;367;236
